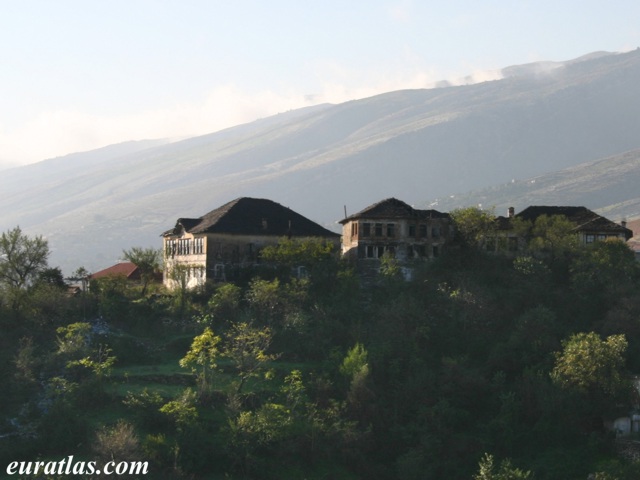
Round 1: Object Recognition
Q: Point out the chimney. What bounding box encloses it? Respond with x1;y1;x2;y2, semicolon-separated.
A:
621;218;627;228
508;207;515;218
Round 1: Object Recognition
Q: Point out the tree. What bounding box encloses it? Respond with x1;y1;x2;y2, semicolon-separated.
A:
35;267;67;289
340;343;368;379
224;321;279;394
474;453;534;480
340;343;374;422
93;420;141;466
200;283;242;325
167;263;196;316
529;214;579;258
551;332;629;398
260;237;336;269
571;239;638;296
122;247;161;296
179;327;222;396
56;322;92;356
245;278;283;323
450;206;497;249
0;226;49;310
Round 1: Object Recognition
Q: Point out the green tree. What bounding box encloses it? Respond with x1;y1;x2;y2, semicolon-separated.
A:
167;263;195;316
529;214;578;257
0;226;49;310
245;278;283;323
474;453;534;480
571;239;638;296
340;343;374;422
551;332;629;398
122;247;161;296
199;283;242;326
450;206;497;249
260;237;336;269
340;343;368;378
35;267;67;289
56;322;92;356
224;321;279;394
179;327;221;396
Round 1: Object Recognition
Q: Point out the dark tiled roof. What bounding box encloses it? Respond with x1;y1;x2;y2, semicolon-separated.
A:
164;198;339;238
340;197;449;224
509;206;632;239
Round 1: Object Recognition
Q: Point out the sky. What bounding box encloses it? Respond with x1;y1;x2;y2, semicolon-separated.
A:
1;0;639;167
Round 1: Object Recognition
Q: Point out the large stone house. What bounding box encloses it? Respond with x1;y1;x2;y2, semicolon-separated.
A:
162;197;340;289
339;198;454;263
495;205;633;251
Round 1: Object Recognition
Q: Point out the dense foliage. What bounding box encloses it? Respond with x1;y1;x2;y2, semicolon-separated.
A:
2;225;640;479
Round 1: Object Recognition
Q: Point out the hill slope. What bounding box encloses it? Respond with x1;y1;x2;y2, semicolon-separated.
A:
2;50;640;272
429;147;640;221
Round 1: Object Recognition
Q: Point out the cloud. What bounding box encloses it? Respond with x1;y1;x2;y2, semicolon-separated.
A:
388;0;413;23
0;86;314;165
0;66;505;166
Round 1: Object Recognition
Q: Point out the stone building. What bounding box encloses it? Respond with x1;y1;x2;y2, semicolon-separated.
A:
339;198;454;265
495;205;633;252
162;197;340;289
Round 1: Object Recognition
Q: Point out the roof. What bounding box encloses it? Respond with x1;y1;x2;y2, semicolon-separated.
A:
340;197;450;224
500;206;632;239
164;197;340;238
90;262;141;280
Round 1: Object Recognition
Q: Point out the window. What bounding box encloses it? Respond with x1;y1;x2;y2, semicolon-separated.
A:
419;225;427;238
586;234;595;244
166;239;177;256
375;223;383;236
409;225;416;237
416;245;426;257
597;234;607;241
193;237;204;254
432;245;440;257
366;245;375;258
376;246;386;258
386;223;395;237
432;226;440;239
178;239;191;255
351;222;358;237
362;223;371;237
407;245;414;258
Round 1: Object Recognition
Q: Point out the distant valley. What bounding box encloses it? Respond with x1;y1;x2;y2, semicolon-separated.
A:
2;49;640;274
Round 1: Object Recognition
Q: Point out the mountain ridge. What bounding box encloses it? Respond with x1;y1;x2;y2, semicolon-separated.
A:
2;50;640;273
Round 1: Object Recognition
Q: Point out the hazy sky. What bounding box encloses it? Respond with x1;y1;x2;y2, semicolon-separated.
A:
1;0;639;166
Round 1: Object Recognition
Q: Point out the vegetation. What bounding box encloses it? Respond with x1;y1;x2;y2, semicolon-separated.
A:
2;228;640;479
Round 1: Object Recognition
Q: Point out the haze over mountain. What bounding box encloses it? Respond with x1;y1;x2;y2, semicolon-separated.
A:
2;49;640;274
428;147;640;221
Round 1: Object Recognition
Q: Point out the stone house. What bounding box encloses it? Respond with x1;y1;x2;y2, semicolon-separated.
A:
495;205;633;251
162;197;340;289
339;198;454;264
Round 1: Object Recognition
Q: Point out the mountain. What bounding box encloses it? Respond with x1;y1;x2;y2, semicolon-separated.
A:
428;147;640;221
2;49;640;273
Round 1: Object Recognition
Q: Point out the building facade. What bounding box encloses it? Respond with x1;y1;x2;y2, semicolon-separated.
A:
495;205;633;251
162;197;340;289
339;198;454;264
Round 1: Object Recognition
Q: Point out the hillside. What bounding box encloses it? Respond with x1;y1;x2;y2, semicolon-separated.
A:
2;50;640;273
428;148;640;221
